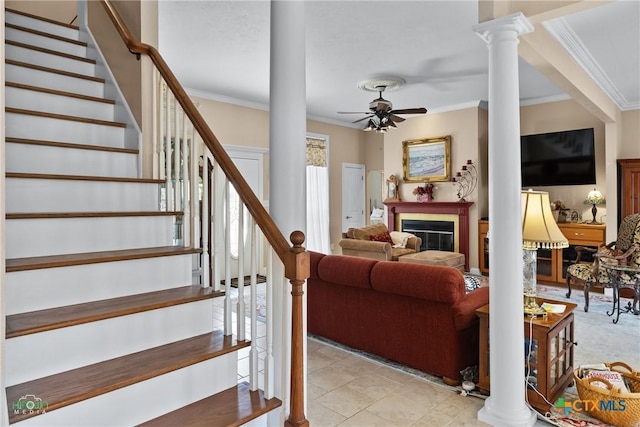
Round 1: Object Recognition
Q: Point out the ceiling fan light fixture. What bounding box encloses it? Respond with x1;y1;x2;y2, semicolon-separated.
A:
364;119;376;131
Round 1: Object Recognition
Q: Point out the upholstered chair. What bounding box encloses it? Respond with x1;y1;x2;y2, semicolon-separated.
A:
566;214;640;312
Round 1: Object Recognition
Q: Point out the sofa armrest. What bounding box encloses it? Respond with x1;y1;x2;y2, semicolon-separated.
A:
453;286;490;331
339;239;392;260
405;236;422;252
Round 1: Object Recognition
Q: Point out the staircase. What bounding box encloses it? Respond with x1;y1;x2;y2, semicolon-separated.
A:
3;8;280;426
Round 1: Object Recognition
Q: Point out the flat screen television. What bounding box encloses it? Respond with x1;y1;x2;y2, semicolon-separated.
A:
520;128;596;187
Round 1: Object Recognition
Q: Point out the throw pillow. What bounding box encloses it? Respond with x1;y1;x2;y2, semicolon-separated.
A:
370;231;393;244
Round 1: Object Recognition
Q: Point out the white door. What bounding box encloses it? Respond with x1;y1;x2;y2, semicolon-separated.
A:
342;163;366;231
221;146;266;281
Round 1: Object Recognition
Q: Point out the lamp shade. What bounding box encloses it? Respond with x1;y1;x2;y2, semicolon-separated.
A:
521;190;569;250
584;188;605;205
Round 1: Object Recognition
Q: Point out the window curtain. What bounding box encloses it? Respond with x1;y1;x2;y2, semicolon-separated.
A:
306;138;331;254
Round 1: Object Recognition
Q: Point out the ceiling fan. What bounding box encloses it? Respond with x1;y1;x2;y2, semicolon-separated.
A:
338;78;427;132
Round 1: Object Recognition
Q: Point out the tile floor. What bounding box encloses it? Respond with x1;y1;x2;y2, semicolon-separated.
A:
305;337;491;427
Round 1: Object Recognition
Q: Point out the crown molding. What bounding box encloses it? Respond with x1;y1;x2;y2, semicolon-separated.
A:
544;18;637;111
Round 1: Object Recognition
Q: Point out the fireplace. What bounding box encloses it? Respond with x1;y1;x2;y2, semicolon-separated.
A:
384;201;473;271
401;218;456;252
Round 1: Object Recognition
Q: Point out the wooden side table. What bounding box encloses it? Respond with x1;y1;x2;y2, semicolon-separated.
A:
476;299;578;413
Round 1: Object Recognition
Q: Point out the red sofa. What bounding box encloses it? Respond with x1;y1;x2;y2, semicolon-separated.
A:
307;251;489;383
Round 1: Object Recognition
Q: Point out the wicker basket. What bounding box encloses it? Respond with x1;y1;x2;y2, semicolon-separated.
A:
573;362;640;427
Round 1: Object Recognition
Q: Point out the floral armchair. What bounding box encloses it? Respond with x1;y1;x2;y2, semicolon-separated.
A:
566;214;640;312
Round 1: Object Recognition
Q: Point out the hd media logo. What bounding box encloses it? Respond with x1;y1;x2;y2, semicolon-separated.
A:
11;394;48;416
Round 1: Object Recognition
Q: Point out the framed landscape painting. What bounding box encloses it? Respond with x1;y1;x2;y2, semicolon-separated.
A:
402;136;451;182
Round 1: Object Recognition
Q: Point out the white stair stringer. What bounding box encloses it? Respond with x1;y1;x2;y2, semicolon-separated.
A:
5;10;81;40
11;354;238;427
5;24;87;57
5;85;116;122
5;298;215;386
7;215;176;258
6;61;105;98
6;178;160;213
6;142;138;178
5;254;194;315
5;42;95;75
5;112;125;147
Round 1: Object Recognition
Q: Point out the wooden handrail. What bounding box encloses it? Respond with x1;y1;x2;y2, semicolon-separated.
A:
99;0;291;260
97;2;309;426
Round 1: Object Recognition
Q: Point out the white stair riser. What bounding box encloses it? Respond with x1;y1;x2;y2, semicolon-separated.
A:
6;113;125;147
7;216;176;258
6;44;95;76
6;11;81;40
6;179;159;213
5;255;194;314
6;86;115;121
6;26;86;57
6;63;104;98
6;299;216;386
11;354;237;426
6;143;138;177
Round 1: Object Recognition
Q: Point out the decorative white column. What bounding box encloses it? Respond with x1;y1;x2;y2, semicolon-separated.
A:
474;13;536;427
269;0;307;422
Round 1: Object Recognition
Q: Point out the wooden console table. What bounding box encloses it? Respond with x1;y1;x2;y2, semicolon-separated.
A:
479;220;605;284
476;299;577;413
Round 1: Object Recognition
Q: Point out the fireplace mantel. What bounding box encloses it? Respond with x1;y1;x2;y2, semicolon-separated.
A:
384;201;474;271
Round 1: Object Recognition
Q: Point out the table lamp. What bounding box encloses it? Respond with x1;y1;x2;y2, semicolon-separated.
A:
522;190;569;315
584;188;605;224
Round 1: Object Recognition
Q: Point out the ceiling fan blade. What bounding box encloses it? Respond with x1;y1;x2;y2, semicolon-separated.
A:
352;115;373;123
390;107;428;115
389;114;405;123
338;111;372;114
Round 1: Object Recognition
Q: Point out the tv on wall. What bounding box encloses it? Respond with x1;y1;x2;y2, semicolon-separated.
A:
520;128;596;187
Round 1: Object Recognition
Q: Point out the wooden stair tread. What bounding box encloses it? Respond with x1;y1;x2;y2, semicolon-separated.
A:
7;211;183;219
6;59;104;82
6;246;201;272
5;7;80;30
138;382;282;427
6;172;164;184
6;107;126;127
5;22;88;47
6;330;249;424
6;137;138;154
6;285;223;338
6;82;115;104
6;39;95;64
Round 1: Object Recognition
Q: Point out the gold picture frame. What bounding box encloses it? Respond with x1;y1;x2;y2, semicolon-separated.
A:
402;136;451;182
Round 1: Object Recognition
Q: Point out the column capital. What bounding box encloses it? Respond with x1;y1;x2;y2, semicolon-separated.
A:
473;12;534;44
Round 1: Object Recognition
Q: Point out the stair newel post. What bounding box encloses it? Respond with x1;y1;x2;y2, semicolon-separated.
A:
249;218;259;390
237;199;246;341
285;231;310;427
223;177;233;335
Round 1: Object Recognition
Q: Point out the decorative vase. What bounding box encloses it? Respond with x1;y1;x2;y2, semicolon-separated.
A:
418;194;432;203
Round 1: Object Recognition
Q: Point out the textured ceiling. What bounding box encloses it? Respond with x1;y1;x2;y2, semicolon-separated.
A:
158;1;639;128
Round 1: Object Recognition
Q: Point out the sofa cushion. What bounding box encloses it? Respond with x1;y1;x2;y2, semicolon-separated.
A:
370;230;393;244
390;247;416;261
347;223;389;240
309;251;325;279
370;262;465;304
317;255;377;289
